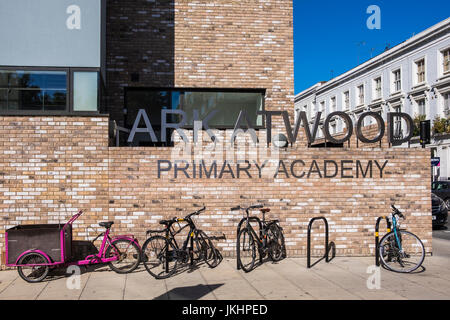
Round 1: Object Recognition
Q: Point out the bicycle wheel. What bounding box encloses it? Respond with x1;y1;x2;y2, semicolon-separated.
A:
17;252;50;283
267;223;285;262
237;228;256;272
105;239;141;274
142;235;178;279
378;230;425;273
195;230;221;268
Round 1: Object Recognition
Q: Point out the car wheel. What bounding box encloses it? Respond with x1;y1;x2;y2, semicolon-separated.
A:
445;199;450;209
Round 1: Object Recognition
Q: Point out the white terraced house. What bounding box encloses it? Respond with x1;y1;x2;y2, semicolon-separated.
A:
295;17;450;181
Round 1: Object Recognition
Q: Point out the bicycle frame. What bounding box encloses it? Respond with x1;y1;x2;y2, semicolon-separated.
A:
11;211;140;267
240;208;270;251
391;215;403;252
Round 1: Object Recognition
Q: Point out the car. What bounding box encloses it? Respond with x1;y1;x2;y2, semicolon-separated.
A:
431;193;448;228
432;181;450;208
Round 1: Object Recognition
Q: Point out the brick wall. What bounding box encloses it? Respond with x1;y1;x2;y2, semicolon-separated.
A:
0;116;432;265
106;0;294;131
0;116;109;266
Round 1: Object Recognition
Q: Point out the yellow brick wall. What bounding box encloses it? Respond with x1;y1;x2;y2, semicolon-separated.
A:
0;116;432;262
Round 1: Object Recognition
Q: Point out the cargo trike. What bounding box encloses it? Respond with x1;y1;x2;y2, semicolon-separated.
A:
5;210;142;283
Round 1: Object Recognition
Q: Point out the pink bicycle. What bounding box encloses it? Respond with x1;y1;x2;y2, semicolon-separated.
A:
5;210;142;283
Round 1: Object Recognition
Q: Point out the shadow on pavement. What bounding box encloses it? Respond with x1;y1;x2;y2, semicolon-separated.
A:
153;283;224;300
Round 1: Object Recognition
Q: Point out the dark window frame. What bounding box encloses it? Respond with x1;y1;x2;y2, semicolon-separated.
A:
0;66;102;116
124;87;266;130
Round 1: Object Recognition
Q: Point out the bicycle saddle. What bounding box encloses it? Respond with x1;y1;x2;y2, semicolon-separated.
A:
99;221;114;229
260;208;270;213
159;219;174;225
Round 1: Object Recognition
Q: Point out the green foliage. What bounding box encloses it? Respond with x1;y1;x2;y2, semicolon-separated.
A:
432;116;450;135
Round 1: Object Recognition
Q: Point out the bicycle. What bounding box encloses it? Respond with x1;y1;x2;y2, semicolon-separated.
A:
233;204;285;272
141;206;222;279
377;205;425;273
7;210;142;283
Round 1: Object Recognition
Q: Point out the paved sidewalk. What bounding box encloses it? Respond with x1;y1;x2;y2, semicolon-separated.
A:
1;238;450;300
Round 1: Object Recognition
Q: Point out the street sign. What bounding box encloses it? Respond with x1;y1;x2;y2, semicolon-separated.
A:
431;157;440;167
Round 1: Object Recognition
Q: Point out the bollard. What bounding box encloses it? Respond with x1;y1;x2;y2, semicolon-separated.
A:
375;216;391;266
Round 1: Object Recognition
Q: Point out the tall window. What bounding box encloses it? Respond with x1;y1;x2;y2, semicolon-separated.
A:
393;106;402;139
331;121;337;134
444;49;450;74
393;69;401;92
374;77;382;99
330;97;336;113
417;99;426;116
302;104;310;120
0;70;67;111
416;59;425;84
320;101;325;115
73;72;98;112
343;91;350;110
357;85;364;105
444;93;450;113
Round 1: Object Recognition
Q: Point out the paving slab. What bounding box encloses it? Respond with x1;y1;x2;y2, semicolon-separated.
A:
0;277;48;300
124;267;168;300
274;258;360;299
78;267;126;300
0;270;18;294
164;264;211;300
199;260;264;300
37;269;91;300
240;260;314;299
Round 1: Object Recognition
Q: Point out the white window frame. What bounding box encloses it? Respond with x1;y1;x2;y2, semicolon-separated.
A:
392;69;401;93
393;105;403;138
417;98;426;117
330;96;336;113
343;90;350;110
357;84;364;106
414;57;426;85
442;47;450;75
373;76;382;100
443;92;450;114
320;100;325;114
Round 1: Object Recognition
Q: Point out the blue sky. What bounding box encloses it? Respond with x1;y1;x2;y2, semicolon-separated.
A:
294;0;450;94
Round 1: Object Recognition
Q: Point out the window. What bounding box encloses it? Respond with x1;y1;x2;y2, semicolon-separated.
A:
331;121;336;134
319;101;325;117
303;104;311;120
357;85;364;105
393;69;401;92
73;72;98;111
343;91;350;110
393;105;402;139
416;59;425;84
0;70;67;112
330;97;336;113
443;49;450;74
374;77;382;99
125;89;264;130
444;92;450;113
417;99;426;116
0;69;100;114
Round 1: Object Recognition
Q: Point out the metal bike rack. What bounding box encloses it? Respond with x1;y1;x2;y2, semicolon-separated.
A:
307;217;336;268
374;216;392;266
236;217;263;270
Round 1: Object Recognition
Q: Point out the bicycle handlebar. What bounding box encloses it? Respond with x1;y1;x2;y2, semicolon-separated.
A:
177;206;206;221
391;205;405;220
